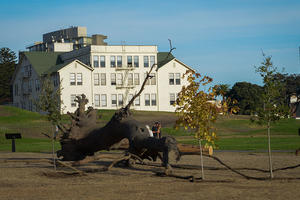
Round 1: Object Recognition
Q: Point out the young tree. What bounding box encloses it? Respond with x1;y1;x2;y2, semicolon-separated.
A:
174;70;217;179
253;54;289;179
0;47;16;103
35;74;62;126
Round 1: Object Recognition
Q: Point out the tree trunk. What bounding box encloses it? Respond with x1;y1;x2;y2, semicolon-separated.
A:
267;121;274;179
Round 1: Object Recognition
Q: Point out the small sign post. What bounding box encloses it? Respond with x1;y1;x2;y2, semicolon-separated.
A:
5;133;22;152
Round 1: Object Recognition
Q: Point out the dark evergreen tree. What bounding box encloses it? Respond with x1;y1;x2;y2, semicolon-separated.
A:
0;47;17;104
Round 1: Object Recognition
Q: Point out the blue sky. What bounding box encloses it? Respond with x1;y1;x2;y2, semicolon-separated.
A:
1;0;300;86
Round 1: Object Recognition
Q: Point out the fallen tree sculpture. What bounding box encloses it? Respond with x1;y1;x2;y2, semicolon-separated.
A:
57;94;180;169
56;47;180;169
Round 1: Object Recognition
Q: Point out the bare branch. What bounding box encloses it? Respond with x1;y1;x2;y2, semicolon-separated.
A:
123;39;176;112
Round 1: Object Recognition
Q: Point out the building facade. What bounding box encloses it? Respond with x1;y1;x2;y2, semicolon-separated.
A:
12;27;193;113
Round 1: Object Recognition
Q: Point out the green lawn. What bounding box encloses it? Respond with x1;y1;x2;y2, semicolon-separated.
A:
178;136;300;151
0;105;299;152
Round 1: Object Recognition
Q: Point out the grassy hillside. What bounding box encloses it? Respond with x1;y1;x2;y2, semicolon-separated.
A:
0;105;299;152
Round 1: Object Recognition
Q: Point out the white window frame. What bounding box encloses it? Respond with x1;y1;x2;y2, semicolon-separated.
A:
170;93;175;105
110;56;116;68
100;56;105;68
100;73;106;86
70;73;76;85
151;93;156;106
111;94;117;107
101;94;107;107
111;73;116;85
71;94;77;107
134;56;139;67
117;56;122;67
150;73;156;85
77;73;83;85
117;73;123;85
94;73;99;86
145;94;150;106
94;94;100;107
135;95;140;106
118;94;123;106
144;56;149;67
144;73;150;85
150;56;155;67
175;73;181;85
93;55;99;68
128;73;133;85
127;56;132;67
169;73;174;85
134;73;140;85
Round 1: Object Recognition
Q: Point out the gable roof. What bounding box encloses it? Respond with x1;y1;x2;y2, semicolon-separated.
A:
157;52;194;71
22;51;62;75
45;59;93;74
157;52;175;69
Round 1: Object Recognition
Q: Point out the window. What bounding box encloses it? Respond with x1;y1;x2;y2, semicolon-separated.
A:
118;94;123;106
127;56;132;67
111;94;117;106
175;73;181;85
53;74;59;87
150;56;155;67
128;94;134;104
28;80;32;92
134;73;140;85
71;94;77;107
135;96;140;106
117;73;123;85
144;56;149;67
100;56;105;67
144;73;150;85
145;94;150;106
150;73;156;85
77;73;82;85
117;56;122;67
170;93;175;105
100;73;106;85
94;94;100;107
14;84;19;96
134;56;139;67
110;56;116;67
93;55;99;68
169;73;174;85
101;94;107;107
128;73;133;85
70;73;76;85
151;94;157;106
35;79;40;92
94;73;99;85
111;73;116;85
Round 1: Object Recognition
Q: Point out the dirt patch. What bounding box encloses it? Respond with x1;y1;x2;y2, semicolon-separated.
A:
0;151;300;200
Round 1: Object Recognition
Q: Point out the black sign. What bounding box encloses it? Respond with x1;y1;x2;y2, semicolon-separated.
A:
5;133;22;139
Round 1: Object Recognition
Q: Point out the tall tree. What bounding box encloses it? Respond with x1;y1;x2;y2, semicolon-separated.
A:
253;55;289;179
0;47;16;103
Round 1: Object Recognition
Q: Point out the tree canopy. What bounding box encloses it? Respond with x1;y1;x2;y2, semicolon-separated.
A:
226;82;263;115
0;47;16;103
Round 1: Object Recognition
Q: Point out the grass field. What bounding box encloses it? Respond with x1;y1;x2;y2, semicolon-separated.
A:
0;105;299;152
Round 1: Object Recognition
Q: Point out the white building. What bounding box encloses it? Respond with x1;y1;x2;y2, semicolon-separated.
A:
12;27;193;113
